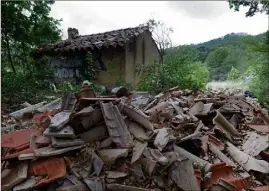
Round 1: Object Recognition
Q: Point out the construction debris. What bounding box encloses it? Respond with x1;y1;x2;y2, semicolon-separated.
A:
1;84;269;191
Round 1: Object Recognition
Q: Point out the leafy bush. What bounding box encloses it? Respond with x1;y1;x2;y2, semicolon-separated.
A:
227;66;241;81
2;60;55;106
137;55;209;94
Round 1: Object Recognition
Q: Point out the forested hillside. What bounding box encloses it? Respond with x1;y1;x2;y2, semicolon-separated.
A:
168;32;266;81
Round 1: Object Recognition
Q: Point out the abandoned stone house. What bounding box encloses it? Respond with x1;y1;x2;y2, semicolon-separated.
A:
35;25;161;87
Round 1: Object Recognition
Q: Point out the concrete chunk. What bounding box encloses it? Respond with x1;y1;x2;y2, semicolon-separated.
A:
101;102;133;147
13;176;42;191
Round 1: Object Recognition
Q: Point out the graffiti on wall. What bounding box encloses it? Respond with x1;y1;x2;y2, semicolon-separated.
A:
48;57;83;81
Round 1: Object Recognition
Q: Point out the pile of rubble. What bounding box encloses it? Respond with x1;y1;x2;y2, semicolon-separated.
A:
2;83;269;191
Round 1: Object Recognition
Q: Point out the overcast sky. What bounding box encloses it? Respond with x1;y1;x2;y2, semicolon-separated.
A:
50;1;268;46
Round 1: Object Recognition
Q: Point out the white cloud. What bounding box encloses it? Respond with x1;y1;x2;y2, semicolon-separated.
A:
50;1;268;46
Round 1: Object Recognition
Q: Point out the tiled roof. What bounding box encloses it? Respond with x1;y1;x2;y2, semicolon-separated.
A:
35;25;149;56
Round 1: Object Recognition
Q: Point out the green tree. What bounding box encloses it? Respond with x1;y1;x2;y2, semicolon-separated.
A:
228;0;269;17
1;1;61;73
227;66;241;81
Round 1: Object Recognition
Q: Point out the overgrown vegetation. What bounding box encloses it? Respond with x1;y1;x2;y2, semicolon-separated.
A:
1;0;268;110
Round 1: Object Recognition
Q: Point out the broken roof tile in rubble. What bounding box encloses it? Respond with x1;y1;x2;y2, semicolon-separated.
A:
98;148;129;164
29;157;66;186
83;178;105;191
44;125;75;138
3;85;269;190
49;111;71;131
169;158;200;191
51;137;85;148
101;101;133;147
213;110;240;141
1;162;28;191
209;143;236;167
246;123;269;133
173;144;212;171
131;140;147;164
119;102;154;131
242;132;269;157
128;121;150;141
107;184;154;191
154;128;175;151
1;127;42;149
226;142;269;174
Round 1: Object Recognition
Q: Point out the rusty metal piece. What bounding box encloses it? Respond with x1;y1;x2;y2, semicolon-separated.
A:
32;109;58;128
101;102;133;147
170;158;200;191
242;132;269;157
226;142;269;173
1;162;28;191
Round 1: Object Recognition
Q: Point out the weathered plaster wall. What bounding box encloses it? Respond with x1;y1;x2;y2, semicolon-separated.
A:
95;47;125;86
125;31;161;86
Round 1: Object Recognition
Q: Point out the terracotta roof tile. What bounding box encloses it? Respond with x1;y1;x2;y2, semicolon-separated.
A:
35;25;149;56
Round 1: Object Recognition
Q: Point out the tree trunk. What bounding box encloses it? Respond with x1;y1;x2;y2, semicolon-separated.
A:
4;33;16;73
22;42;29;69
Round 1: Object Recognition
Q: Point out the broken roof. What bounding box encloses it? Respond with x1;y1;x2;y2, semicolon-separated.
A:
35;25;150;57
